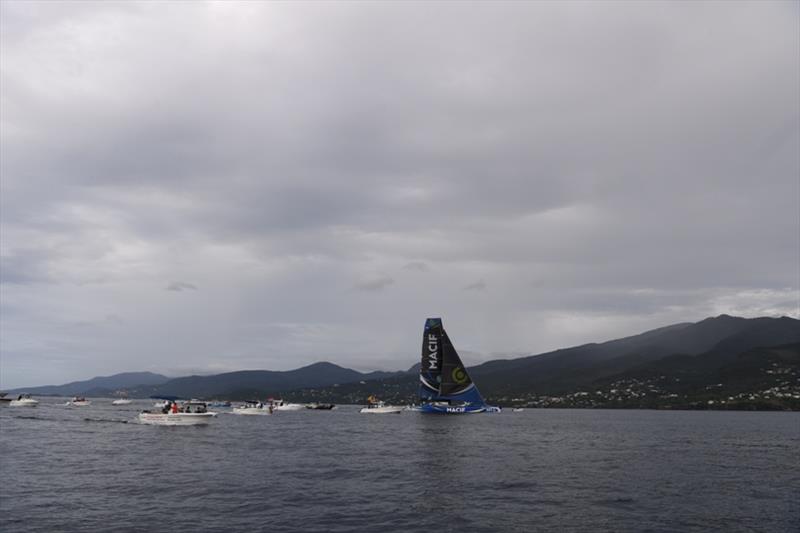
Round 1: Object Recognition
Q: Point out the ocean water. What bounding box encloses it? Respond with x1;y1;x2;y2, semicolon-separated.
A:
1;399;797;533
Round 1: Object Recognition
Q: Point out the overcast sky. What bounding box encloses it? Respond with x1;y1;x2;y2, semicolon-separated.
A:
1;1;798;388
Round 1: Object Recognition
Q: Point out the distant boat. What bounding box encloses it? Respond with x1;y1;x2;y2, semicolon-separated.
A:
512;408;524;412
232;400;273;415
112;392;132;405
269;399;305;411
10;394;39;407
305;403;335;410
66;396;91;406
0;392;12;405
359;395;403;414
416;318;501;414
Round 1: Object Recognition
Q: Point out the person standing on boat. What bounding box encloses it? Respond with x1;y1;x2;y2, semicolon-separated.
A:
171;401;179;414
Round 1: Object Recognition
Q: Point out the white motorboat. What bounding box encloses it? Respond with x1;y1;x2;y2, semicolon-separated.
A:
269;399;304;411
138;400;216;426
10;394;38;407
66;396;91;406
138;411;217;426
360;404;404;414
305;402;335;410
232;400;273;415
360;396;403;414
512;408;524;412
112;398;133;405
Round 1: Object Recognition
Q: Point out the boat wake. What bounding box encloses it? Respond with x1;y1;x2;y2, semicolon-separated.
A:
82;417;129;424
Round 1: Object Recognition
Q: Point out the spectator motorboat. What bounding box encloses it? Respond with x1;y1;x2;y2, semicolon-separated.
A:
232;400;273;415
66;396;91;406
359;395;403;414
138;400;216;426
10;394;39;407
269;399;304;411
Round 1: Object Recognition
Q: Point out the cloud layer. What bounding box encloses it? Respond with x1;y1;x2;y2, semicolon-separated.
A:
1;1;798;387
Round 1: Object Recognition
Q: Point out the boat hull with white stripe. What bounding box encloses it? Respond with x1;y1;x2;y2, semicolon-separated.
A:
138;412;217;426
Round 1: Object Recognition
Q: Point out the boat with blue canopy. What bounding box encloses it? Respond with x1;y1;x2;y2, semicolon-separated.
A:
416;318;500;414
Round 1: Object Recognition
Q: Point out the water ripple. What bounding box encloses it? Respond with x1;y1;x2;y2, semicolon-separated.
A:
1;402;798;532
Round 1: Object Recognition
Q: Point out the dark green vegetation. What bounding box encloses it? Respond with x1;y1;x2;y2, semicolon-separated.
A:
8;315;799;410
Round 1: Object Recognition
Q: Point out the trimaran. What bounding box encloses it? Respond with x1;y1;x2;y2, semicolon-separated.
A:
417;318;501;414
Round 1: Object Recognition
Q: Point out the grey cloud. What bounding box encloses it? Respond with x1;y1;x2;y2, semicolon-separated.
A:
1;249;52;285
463;280;487;291
166;282;198;292
353;277;395;292
402;261;429;272
1;2;797;387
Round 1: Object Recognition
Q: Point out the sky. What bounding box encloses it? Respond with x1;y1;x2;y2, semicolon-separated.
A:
1;1;798;388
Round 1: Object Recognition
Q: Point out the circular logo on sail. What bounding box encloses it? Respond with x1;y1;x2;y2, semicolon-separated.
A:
451;366;468;384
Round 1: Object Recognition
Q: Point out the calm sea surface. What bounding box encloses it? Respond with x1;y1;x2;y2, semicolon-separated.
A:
1;399;798;532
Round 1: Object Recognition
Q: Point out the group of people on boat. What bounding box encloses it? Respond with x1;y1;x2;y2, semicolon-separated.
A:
158;401;208;414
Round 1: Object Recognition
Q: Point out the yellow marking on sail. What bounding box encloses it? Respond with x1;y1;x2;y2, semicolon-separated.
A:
452;367;468;384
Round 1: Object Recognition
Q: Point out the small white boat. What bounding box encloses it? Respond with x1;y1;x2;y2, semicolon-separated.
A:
512;408;524;412
360;404;404;414
66;396;91;406
138;411;217;426
10;394;39;407
232;400;273;415
305;402;336;410
112;398;133;405
270;399;304;411
138;400;216;426
360;396;403;414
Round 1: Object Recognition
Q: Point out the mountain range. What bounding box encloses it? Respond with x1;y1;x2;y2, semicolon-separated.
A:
6;315;799;409
262;315;800;409
6;372;171;397
6;363;403;399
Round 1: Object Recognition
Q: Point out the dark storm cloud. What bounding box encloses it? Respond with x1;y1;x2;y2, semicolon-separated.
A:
1;1;797;387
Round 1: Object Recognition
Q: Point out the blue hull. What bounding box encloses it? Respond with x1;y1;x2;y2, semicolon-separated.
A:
416;404;501;414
